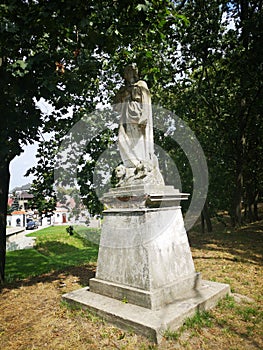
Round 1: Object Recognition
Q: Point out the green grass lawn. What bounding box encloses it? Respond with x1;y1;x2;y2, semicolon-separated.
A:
5;225;100;281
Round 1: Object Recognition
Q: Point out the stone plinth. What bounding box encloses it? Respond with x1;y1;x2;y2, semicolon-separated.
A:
90;206;200;310
63;185;230;343
102;184;189;209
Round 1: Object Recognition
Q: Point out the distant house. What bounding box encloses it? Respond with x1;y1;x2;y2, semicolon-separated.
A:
7;197;13;208
7;186;35;227
11;183;31;193
39;206;69;226
7;210;26;227
17;191;34;211
9;184;34;212
53;207;69;224
7;184;90;228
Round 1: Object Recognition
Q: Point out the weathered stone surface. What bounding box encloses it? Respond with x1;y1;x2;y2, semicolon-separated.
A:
89;273;201;310
113;63;164;186
63;280;230;344
101;184;189;209
89;203;199;310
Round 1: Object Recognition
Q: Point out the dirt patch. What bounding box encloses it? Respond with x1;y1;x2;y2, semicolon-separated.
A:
1;222;262;349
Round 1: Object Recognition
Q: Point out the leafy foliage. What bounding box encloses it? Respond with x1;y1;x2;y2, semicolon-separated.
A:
159;0;263;225
0;0;182;281
27;0;263;227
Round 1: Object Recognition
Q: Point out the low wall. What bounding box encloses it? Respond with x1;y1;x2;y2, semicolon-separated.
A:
6;227;36;252
6;228;25;242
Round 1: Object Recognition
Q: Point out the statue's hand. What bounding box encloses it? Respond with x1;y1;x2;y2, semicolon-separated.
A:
139;123;146;131
138;115;147;126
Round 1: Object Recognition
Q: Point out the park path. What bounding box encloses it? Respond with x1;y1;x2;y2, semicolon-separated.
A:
6;226;43;252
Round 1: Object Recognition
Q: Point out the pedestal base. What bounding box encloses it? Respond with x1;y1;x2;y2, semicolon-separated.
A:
63;280;230;344
90;272;201;310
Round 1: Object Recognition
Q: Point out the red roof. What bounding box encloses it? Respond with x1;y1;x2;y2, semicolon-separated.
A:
11;210;26;215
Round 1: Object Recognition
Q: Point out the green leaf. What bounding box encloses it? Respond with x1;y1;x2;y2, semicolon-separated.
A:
15;60;28;70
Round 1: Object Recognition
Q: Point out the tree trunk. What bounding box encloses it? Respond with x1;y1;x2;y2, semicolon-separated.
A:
0;160;10;284
201;212;205;234
202;201;213;233
248;204;253;223
230;0;249;228
231;160;243;227
254;192;259;221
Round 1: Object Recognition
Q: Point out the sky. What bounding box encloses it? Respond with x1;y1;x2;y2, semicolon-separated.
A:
9;142;38;191
9;98;54;191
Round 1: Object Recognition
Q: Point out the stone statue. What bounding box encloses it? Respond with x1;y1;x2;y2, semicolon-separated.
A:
113;63;164;186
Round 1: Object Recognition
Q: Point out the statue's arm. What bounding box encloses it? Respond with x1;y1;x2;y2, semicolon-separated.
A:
137;81;151;126
113;86;129;112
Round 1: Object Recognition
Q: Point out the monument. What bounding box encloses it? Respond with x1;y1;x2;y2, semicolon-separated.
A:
63;64;230;343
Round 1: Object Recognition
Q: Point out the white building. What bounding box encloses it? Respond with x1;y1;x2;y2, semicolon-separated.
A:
7;210;26;227
53;207;69;224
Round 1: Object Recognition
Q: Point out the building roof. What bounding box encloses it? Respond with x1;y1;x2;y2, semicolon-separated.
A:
55;207;69;213
19;192;34;199
11;210;26;215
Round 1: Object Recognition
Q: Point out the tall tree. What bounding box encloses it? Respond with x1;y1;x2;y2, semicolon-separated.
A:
26;3;184;223
0;0;179;283
162;0;263;226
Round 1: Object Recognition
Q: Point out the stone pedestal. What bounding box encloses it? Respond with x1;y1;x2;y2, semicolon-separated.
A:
90;208;200;309
63;185;230;343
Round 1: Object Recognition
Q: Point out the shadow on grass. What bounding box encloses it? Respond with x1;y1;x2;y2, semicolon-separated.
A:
188;221;263;266
5;240;98;284
2;263;96;293
37;240;98;259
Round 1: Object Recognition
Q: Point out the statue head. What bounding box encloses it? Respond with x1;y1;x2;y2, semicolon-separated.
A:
123;63;139;83
115;164;126;179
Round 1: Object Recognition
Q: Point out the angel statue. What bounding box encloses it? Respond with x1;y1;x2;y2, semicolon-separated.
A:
113;63;164;186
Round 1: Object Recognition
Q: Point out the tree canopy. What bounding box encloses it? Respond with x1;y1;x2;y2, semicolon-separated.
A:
0;0;180;283
169;0;263;226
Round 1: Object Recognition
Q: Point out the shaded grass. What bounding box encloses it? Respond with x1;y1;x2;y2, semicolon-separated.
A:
5;226;99;281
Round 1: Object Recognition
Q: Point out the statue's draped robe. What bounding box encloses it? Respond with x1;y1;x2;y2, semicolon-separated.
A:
114;80;154;169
